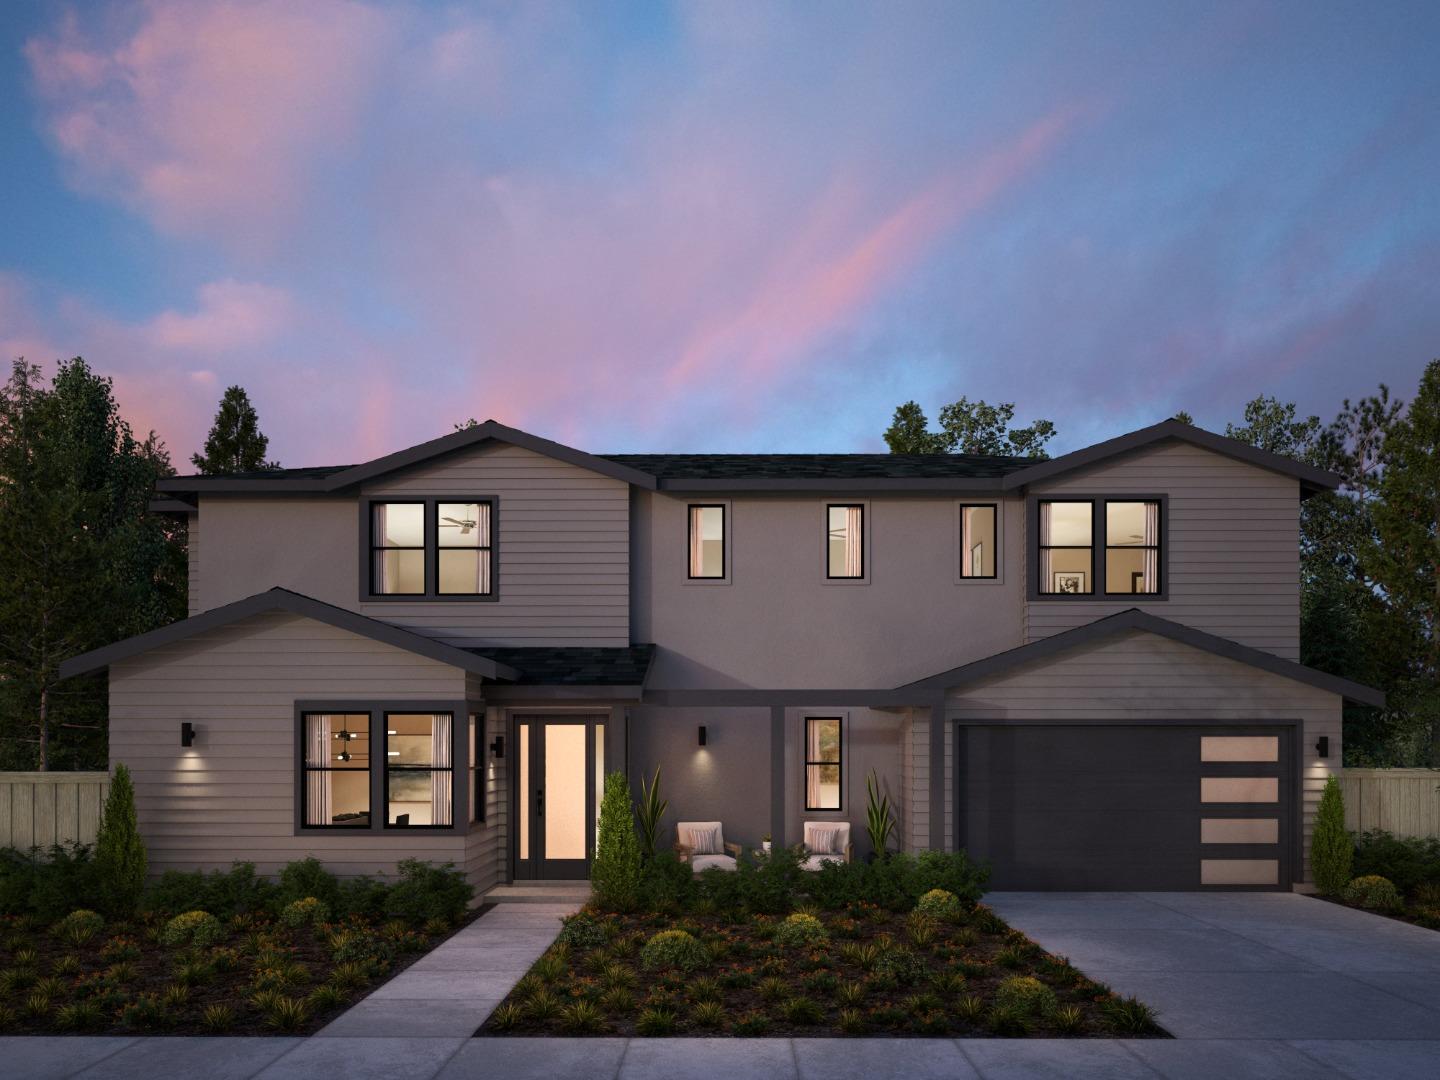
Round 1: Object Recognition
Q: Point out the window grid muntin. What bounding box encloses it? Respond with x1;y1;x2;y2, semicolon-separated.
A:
804;716;843;811
1037;498;1095;595
1103;499;1161;596
301;712;372;829
435;501;493;596
383;710;455;830
371;501;426;596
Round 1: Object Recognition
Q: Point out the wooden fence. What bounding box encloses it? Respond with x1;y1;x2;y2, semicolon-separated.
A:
1341;768;1440;839
0;772;110;851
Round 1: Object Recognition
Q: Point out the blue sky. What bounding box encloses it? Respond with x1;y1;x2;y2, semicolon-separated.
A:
1;1;1437;466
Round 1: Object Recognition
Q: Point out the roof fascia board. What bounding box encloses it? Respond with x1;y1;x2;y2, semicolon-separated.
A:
1002;421;1340;493
655;477;1009;493
58;588;519;682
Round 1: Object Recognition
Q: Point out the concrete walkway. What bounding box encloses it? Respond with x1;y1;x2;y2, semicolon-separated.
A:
8;893;1440;1077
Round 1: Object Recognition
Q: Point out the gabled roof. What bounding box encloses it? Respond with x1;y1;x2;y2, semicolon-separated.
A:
898;608;1384;707
58;588;521;682
1001;419;1339;496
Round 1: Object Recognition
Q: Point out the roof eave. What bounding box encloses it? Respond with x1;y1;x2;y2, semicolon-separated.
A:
654;477;1012;493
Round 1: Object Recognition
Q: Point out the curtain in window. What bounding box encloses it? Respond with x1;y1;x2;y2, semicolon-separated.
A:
805;720;824;808
374;504;388;592
844;506;863;577
476;503;492;594
430;713;452;826
1038;501;1053;587
688;506;705;577
1142;501;1159;592
305;714;333;826
961;508;974;575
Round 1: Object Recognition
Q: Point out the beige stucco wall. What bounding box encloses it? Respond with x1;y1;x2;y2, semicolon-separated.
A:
1025;441;1302;660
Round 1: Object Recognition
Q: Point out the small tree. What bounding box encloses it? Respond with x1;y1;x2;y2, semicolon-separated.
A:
191;386;279;474
94;763;147;915
591;771;641;912
1311;774;1352;895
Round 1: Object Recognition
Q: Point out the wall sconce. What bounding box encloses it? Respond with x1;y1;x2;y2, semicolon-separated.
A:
1316;735;1329;759
489;735;505;759
180;722;196;747
698;725;707;747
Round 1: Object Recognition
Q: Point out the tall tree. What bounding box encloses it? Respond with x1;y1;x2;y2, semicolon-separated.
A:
0;358;186;769
191;386;279;474
883;398;1057;458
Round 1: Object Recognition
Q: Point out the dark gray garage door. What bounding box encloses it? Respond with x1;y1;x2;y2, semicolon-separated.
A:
954;724;1294;891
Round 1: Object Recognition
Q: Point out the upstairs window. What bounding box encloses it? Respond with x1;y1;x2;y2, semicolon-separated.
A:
688;505;726;578
1038;500;1093;594
827;504;864;579
960;504;997;578
437;502;493;595
371;503;425;595
1105;500;1161;594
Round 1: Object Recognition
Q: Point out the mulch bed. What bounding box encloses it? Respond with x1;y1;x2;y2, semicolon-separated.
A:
0;905;488;1036
481;902;1169;1039
1315;894;1440;933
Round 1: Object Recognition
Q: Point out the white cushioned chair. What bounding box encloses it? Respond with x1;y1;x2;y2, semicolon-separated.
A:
801;821;852;871
674;821;742;872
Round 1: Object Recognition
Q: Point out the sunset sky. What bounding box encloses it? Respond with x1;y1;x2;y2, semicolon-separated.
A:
2;1;1437;467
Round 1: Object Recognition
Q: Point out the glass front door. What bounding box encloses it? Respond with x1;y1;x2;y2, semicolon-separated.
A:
513;714;606;880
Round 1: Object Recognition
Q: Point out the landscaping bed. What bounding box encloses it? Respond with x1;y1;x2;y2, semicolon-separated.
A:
1321;829;1440;932
0;853;478;1036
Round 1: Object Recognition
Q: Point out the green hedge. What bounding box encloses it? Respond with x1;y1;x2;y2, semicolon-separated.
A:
1351;829;1440;895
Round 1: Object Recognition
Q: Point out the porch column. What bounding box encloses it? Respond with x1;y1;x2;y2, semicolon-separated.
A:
929;699;945;850
770;704;785;850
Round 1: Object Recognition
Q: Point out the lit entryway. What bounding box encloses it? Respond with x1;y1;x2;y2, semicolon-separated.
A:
511;713;606;880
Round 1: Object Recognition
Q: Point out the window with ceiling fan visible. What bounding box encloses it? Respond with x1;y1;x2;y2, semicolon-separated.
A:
364;497;496;600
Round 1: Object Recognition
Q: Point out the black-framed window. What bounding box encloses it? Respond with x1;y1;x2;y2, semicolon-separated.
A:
827;504;864;579
437;502;493;595
960;504;998;579
371;503;425;595
384;712;454;828
1037;500;1094;595
1104;500;1161;594
301;712;372;827
687;504;726;578
468;713;485;824
804;716;843;811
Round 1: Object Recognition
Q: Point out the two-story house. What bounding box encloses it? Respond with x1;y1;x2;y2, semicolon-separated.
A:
61;419;1381;894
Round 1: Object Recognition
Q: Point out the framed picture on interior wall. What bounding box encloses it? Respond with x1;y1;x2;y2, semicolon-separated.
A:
1131;571;1145;593
1053;571;1085;594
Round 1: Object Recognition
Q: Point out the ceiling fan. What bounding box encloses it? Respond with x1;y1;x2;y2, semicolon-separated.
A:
441;515;478;534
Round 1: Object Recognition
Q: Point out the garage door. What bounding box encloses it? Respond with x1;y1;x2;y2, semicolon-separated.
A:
954;724;1294;891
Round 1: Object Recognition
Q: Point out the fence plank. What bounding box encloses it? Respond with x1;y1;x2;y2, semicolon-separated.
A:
0;773;110;850
1340;769;1440;839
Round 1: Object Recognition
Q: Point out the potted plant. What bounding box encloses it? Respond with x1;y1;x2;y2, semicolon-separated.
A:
760;833;772;854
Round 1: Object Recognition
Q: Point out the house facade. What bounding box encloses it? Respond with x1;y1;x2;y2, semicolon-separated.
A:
61;419;1381;895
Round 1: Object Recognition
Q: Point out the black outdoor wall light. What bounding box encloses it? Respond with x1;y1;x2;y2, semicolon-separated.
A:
1316;735;1329;759
490;734;505;759
180;722;196;747
698;725;707;747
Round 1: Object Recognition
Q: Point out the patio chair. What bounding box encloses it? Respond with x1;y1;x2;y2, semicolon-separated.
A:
800;821;852;871
674;821;742;872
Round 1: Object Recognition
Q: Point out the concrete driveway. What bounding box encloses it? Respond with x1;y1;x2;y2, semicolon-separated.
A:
988;891;1440;1077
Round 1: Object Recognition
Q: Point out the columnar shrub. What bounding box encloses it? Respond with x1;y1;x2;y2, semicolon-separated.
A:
94;764;146;916
1311;775;1352;896
639;929;710;972
592;772;642;912
916;888;963;922
775;912;828;949
1342;874;1402;913
160;910;225;948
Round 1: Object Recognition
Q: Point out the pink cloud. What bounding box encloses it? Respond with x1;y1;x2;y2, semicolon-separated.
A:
143;279;293;352
26;0;393;248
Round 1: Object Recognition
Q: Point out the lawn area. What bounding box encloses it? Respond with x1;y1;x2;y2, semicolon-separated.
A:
481;850;1166;1039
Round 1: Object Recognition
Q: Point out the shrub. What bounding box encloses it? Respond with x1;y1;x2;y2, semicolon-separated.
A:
383;860;472;925
694;865;744;911
986;1001;1032;1035
635;1005;679;1035
55;1000;104;1031
635;767;668;861
200;1003;237;1033
1311;776;1352;895
52;909;104;946
1101;994;1161;1034
1352;829;1440;894
690;1000;725;1028
903;851;988;907
277;858;342;911
732;1009;771;1035
94;764;147;917
335;875;391;919
144;862;277;918
636;851;694;913
916;888;963;922
873;945;925;985
558;913;608;950
279;897;329;929
994;975;1057;1018
0;843;100;921
264;995;310;1032
640;929;710;972
589;772;643;912
783;995;824;1024
1342;874;1403;912
160;910;225;948
737;845;808;914
807;858;869;910
775;912;828;949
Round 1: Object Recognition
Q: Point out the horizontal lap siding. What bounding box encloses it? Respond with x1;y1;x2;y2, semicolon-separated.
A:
187;515;200;617
361;443;629;647
944;631;1340;880
1025;442;1301;660
109;612;469;880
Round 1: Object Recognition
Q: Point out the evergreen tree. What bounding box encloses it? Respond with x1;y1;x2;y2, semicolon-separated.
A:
191;386;279;474
1310;775;1351;895
0;359;186;770
94;763;147;915
591;771;641;912
883;398;1056;458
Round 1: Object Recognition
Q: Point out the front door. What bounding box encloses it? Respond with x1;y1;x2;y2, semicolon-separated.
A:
513;714;606;880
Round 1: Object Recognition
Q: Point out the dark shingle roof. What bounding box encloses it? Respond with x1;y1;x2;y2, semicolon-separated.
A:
599;453;1035;480
464;644;656;686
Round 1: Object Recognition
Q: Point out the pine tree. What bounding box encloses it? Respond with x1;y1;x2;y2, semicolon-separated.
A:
591;771;641;912
94;763;147;915
191;386;280;474
1310;775;1352;895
